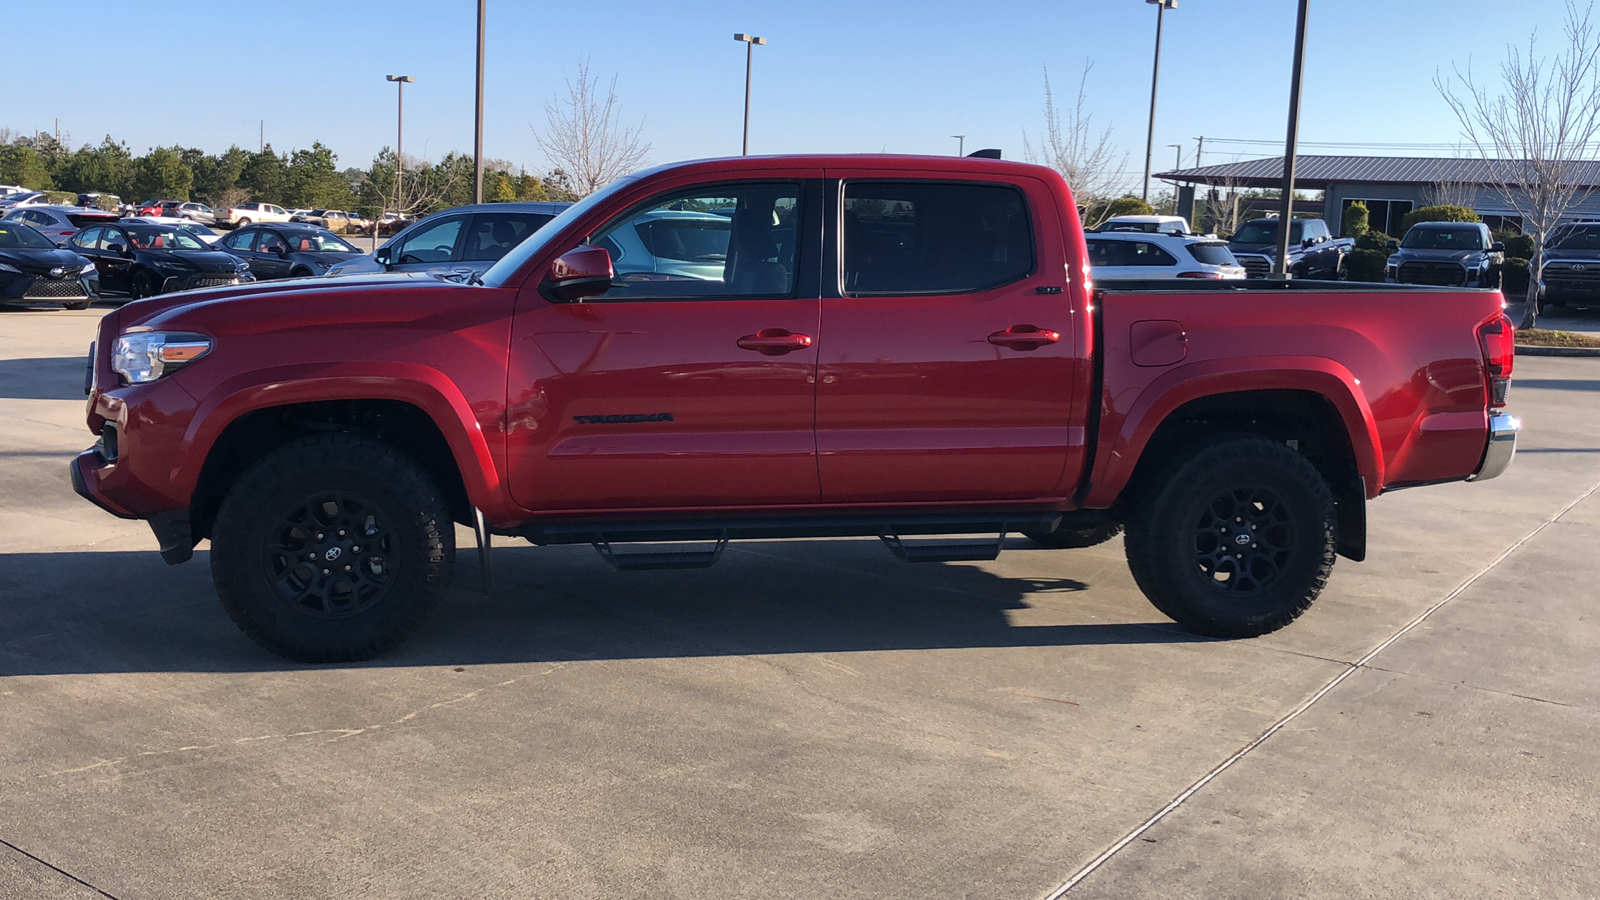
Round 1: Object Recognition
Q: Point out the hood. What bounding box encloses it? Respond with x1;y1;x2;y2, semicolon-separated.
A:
1389;247;1488;264
116;269;467;329
1227;242;1276;256
0;246;88;275
1544;247;1600;262
139;248;245;272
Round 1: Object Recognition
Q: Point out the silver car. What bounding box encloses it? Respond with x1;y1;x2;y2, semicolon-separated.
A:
325;201;571;278
2;206;122;246
592;209;734;283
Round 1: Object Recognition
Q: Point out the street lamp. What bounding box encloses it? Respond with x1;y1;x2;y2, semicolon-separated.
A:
1168;143;1183;170
951;134;966;156
386;75;414;216
473;0;486;204
1141;0;1177;202
733;33;767;155
1272;0;1310;279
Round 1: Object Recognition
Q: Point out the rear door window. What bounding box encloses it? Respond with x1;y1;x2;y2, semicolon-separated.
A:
72;227;102;250
222;230;256;251
1186;242;1236;266
460;212;553;262
1085;238;1128;268
1124;241;1177;266
841;181;1033;295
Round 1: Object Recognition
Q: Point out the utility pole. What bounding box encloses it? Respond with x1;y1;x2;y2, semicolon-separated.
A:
54;118;60;146
1168;143;1183;170
1142;0;1178;202
473;0;486;204
734;33;767;155
1271;0;1310;279
259;120;264;153
1194;135;1204;167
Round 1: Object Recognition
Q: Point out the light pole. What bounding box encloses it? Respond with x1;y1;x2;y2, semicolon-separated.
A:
951;134;966;156
1271;0;1310;278
734;33;767;155
386;74;414;216
1141;0;1177;202
473;0;486;204
1168;143;1183;170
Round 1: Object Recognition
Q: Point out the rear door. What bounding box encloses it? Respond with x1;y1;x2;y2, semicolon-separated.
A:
815;172;1082;502
459;211;555;272
507;175;823;511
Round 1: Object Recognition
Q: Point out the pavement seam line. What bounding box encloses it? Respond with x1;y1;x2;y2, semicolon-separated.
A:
0;837;122;899
1040;476;1600;899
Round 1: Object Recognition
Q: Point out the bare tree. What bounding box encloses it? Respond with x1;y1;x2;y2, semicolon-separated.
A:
534;59;650;197
1420;176;1477;209
1201;176;1247;237
1436;0;1600;328
1022;61;1127;228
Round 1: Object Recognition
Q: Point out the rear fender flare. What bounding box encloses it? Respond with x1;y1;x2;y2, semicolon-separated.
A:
1083;356;1383;510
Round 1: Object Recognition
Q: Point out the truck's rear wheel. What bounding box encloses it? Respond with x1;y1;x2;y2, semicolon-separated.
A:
1022;521;1123;549
210;433;454;662
1125;437;1336;638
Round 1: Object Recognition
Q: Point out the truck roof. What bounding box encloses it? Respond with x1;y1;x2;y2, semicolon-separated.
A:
629;154;1059;181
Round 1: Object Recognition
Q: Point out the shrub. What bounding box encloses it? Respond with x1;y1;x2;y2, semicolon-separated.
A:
1501;257;1530;296
1084;195;1154;226
1495;230;1534;258
41;190;78;205
1346;248;1388;282
1341;201;1369;238
1400;204;1480;234
1355;231;1394;253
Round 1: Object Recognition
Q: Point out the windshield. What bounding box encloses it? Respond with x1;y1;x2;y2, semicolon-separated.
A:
483;176;640;287
1401;225;1484;250
1230;219;1304;244
288;230;359;252
1549;225;1600;251
0;222;53;249
126;227;209;252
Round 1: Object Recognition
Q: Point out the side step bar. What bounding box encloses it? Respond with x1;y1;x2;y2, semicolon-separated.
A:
593;534;730;571
879;532;1005;563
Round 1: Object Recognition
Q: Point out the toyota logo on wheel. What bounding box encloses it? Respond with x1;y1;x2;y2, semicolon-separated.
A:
324;547;342;561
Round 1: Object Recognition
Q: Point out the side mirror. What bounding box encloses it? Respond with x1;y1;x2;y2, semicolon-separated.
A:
1301;237;1317;248
108;242;129;257
1386;239;1399;252
274;245;290;257
1491;242;1506;253
543;245;614;303
374;245;393;266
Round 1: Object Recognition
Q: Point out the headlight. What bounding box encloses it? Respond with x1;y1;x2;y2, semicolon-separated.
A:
80;262;97;274
0;262;19;273
111;331;211;384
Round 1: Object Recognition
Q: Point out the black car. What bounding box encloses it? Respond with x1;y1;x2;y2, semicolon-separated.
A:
1536;222;1600;310
0;220;99;309
69;222;253;300
1384;221;1504;288
218;223;365;279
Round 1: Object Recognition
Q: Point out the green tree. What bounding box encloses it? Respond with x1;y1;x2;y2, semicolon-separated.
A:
1341;201;1369;238
238;145;288;204
59;137;136;197
0;144;54;189
285;142;350;208
514;170;551;202
132;146;194;201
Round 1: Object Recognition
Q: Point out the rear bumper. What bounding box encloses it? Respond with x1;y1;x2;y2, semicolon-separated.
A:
1468;412;1520;482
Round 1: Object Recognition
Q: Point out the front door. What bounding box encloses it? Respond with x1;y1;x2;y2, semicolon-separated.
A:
253;230;295;278
815;174;1083;503
507;177;823;512
95;226;137;293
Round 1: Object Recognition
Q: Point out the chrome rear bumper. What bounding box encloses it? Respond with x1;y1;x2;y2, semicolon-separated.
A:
1469;411;1520;482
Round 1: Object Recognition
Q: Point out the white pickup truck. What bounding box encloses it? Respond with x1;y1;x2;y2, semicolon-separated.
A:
214;202;291;228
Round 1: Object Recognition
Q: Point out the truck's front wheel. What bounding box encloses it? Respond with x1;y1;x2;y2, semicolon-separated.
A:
1125;437;1336;638
210;433;455;662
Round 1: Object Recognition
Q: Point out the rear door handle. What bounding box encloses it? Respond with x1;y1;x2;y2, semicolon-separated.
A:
987;325;1061;350
737;328;813;355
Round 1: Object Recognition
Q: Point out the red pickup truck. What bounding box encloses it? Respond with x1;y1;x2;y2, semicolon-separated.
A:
73;154;1521;662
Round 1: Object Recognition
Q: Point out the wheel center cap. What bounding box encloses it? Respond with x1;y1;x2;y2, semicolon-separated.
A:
324;547;343;562
1232;532;1252;547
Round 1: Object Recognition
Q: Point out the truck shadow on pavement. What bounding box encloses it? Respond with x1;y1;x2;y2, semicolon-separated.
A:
0;540;1203;675
0;356;89;401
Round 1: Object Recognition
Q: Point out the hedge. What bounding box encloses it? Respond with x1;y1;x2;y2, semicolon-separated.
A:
1346;248;1388;282
1341;201;1369;238
1400;204;1480;234
1355;231;1394;253
1502;257;1530;296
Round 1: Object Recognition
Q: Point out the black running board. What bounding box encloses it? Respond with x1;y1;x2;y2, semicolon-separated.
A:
880;532;1006;563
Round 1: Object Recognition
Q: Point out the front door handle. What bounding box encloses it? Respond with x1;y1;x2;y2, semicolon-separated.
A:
737;328;813;355
988;325;1061;350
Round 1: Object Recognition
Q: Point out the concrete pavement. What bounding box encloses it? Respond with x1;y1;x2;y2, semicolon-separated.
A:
1;304;1598;899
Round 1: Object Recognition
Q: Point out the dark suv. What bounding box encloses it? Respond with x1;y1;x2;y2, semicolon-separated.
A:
1538;223;1600;310
324;201;571;278
1385;222;1503;288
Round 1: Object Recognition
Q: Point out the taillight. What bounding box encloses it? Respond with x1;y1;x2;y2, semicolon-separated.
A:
1176;271;1222;279
1477;312;1515;408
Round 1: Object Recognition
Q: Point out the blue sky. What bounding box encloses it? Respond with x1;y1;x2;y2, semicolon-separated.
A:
4;0;1576;190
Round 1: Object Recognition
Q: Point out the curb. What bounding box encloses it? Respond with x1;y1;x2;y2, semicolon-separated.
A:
1515;344;1600;357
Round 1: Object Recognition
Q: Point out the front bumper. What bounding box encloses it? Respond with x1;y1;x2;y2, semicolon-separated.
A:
1468;411;1520;482
0;271;95;303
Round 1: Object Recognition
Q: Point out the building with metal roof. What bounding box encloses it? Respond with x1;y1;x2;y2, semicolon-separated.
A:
1156;154;1600;236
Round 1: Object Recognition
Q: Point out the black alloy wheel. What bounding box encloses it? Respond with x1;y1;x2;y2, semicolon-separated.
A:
264;493;396;619
1124;436;1337;638
130;270;159;300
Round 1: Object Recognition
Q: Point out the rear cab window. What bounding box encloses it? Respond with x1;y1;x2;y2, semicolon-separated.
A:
840;180;1033;295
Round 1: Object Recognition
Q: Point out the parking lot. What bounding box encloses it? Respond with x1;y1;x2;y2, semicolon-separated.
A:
2;303;1599;898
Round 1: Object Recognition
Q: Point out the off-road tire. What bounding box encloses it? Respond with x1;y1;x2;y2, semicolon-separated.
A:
211;433;454;662
1022;521;1124;549
1124;436;1336;638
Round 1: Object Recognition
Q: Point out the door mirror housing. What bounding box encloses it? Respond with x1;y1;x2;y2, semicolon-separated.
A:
107;242;129;257
374;245;393;266
1491;241;1506;253
1301;237;1317;248
543;245;614;303
1386;239;1399;252
273;245;290;257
